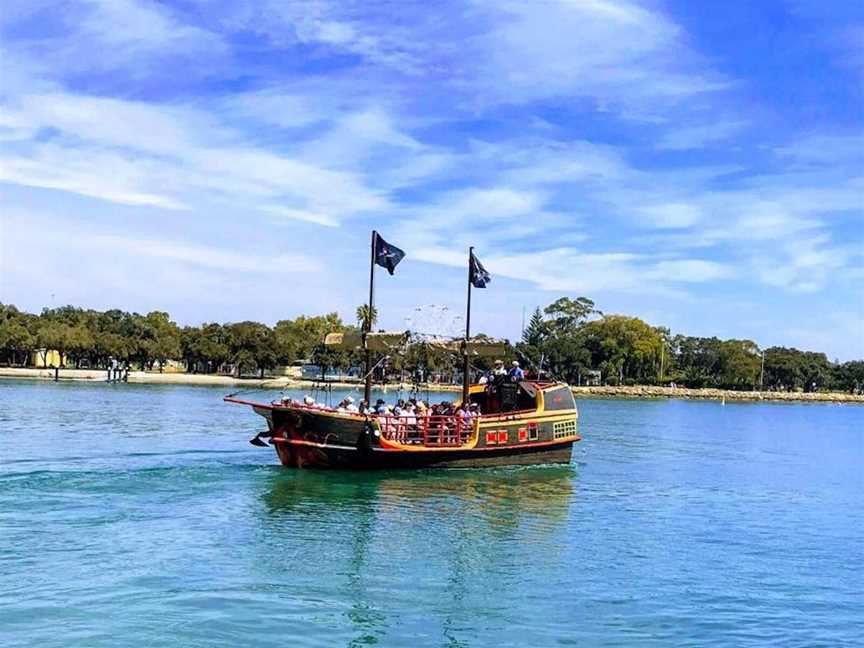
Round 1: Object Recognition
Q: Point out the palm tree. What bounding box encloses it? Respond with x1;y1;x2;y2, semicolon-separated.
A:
356;304;378;331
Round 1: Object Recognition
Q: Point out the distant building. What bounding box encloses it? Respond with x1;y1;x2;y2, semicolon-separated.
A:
585;369;602;386
273;362;304;378
31;349;66;368
301;364;361;380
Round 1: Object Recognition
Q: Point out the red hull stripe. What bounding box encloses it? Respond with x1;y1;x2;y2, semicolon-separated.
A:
270;435;579;453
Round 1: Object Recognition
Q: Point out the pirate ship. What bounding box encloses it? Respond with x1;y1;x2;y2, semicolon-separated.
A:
224;231;580;469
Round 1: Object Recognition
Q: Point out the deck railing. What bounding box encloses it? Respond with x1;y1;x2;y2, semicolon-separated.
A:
374;414;474;447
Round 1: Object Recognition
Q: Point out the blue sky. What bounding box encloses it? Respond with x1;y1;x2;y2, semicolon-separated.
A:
0;0;862;359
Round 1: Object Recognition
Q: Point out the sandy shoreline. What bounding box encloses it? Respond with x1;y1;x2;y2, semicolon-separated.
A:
0;367;459;392
2;367;861;403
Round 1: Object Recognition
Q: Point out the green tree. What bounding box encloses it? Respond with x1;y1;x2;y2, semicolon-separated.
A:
669;335;722;388
94;332;129;366
0;317;34;366
515;304;595;382
227;321;277;377
516;308;550;374
717;339;761;389
582;315;663;384
273;313;348;365
36;322;72;367
65;324;95;368
145;311;181;371
543;297;599;334
763;347;832;392
355;304;378;331
833;361;864;394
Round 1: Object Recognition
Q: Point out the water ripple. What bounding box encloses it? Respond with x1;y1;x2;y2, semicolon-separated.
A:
1;381;862;647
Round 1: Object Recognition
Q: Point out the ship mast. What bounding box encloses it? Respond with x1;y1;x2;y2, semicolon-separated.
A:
462;246;473;405
364;230;377;404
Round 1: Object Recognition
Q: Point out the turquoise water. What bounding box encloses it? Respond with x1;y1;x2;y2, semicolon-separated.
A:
1;380;862;647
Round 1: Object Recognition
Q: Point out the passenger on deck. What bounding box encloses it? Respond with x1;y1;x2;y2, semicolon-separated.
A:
404;402;416;424
509;361;525;381
303;395;316;407
374;398;387;414
492;359;507;378
457;405;470;423
336;396;358;413
358;400;369;414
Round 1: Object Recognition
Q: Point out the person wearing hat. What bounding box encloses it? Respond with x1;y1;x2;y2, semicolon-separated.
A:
345;396;358;413
336;396;358;413
492;359;507;378
509;360;525;381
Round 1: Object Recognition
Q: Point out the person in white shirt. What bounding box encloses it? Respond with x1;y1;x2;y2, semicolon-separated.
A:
337;396;359;413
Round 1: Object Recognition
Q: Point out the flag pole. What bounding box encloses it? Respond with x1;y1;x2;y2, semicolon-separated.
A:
364;230;377;404
462;246;473;405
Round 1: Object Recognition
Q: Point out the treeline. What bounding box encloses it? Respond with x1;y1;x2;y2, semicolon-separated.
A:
0;304;352;377
1;300;862;393
516;297;864;393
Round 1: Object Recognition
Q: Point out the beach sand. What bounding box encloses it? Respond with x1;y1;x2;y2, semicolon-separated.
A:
1;368;860;402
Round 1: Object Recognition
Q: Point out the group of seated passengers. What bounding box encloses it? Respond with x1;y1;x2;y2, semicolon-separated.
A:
375;399;482;444
292;358;524;416
364;397;481;421
295;394;481;422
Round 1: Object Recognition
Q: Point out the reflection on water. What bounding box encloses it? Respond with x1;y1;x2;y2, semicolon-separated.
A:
261;466;577;526
258;467;577;645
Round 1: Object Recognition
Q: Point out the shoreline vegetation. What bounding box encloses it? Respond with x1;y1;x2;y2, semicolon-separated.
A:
2;299;862;398
1;367;862;404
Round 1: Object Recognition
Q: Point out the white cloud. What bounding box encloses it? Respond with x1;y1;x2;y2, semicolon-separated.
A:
0;145;190;210
753;234;857;293
5;92;222;155
656;120;748;150
200;0;728;114
205;0;422;72
774;133;864;167
78;0;223;57
649;259;732;282
469;0;728;110
260;205;339;228
3;0;227;78
0;88;393;224
93;235;319;274
220;89;325;129
636;203;704;229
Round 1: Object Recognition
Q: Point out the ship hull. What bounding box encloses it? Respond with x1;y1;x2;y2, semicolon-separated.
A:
272;435;575;469
230;393;580;470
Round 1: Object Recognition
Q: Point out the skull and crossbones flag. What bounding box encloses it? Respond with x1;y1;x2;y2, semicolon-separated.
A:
373;234;406;275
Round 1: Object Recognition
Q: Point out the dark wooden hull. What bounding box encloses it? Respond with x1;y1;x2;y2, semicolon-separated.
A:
229;395;579;470
272;436;574;469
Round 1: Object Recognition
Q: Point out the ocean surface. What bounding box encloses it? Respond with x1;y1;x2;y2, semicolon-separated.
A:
1;380;861;647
